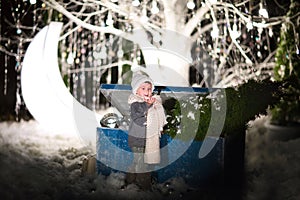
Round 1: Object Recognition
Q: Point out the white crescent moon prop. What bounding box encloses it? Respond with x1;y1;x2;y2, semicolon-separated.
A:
21;22;101;147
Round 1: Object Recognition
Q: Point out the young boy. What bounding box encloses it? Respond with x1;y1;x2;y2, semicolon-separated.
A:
126;71;166;189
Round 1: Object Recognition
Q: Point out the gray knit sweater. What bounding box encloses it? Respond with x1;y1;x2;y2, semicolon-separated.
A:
128;95;151;148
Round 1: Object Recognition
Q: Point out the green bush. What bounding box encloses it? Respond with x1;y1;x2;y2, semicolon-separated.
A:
163;79;280;141
271;0;300;126
269;76;300;126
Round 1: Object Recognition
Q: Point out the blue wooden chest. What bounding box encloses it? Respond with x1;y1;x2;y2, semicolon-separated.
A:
97;84;245;188
96;127;225;187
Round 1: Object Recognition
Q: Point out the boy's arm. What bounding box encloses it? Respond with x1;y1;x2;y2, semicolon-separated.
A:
130;102;147;126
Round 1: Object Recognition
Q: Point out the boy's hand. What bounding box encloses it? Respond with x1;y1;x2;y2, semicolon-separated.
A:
144;96;156;104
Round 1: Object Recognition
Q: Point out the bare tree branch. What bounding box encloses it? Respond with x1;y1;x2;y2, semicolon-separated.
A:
43;0;124;36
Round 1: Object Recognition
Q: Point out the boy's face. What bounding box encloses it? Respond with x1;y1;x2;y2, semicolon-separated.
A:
136;82;153;99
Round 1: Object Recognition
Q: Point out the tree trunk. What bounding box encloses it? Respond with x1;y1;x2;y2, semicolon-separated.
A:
136;30;192;86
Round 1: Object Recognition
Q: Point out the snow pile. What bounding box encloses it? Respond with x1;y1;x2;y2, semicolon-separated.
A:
244;116;300;200
0;115;299;199
0;120;93;199
0;120;194;200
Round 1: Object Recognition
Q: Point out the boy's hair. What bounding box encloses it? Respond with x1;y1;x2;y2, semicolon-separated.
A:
143;81;152;85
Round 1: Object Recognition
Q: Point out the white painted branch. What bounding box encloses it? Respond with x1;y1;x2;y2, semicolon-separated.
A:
217;2;283;29
161;0;178;31
224;7;253;65
60;9;98;40
95;0;130;17
188;1;283;41
63;60;134;75
216;62;275;87
184;4;210;36
44;0;124;36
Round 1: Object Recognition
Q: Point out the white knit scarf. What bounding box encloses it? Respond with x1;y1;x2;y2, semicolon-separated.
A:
128;94;167;164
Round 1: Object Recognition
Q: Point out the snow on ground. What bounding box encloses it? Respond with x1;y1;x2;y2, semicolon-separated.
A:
244;116;300;200
0;114;299;200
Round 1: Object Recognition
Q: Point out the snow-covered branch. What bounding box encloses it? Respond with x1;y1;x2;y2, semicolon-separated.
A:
184;4;210;36
224;7;252;65
29;0;287;87
43;0;124;36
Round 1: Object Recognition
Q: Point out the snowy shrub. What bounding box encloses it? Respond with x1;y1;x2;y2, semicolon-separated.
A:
163;79;280;141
